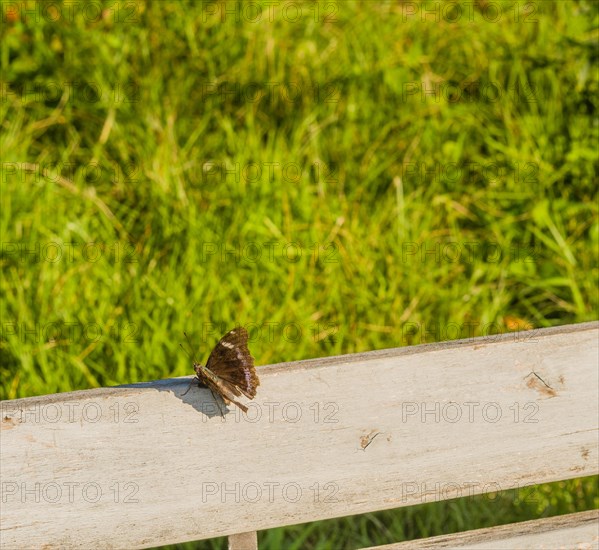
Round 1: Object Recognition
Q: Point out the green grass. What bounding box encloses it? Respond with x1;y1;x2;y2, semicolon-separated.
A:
1;0;597;548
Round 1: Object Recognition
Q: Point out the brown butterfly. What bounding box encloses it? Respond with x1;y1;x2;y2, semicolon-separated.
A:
181;327;260;414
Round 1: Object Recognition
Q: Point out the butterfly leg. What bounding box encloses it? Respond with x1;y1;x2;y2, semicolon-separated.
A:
181;376;199;396
209;389;226;417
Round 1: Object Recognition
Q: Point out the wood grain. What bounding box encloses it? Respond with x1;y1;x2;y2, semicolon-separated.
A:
1;321;598;549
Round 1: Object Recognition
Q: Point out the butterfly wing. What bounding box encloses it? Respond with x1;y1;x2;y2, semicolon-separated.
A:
205;327;260;400
196;368;249;413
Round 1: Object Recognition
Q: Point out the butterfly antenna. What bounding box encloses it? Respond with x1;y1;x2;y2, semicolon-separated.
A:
182;332;200;363
179;343;191;359
180;332;200;397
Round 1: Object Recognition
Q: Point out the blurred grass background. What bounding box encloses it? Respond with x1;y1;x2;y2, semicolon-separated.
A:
1;0;597;548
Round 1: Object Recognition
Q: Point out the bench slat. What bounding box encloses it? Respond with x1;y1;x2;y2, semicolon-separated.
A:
1;322;597;548
363;509;599;549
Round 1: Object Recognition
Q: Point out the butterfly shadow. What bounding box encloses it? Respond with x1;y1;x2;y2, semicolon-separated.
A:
119;377;229;419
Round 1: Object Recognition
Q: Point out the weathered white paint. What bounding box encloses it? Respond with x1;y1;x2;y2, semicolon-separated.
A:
1;322;598;549
366;509;599;549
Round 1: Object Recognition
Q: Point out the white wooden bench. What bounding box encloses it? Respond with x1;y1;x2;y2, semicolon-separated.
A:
2;321;598;549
